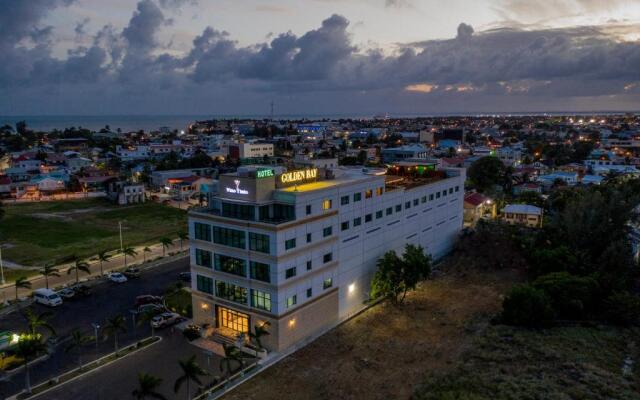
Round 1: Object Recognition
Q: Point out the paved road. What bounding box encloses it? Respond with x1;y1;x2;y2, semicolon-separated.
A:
0;257;191;399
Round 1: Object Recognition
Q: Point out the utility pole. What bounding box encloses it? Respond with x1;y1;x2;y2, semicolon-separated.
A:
119;221;124;252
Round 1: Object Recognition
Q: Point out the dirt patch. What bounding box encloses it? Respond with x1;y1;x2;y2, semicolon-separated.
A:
223;268;520;400
30;207;113;222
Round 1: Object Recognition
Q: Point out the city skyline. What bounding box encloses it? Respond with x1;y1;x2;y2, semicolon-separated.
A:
2;0;640;116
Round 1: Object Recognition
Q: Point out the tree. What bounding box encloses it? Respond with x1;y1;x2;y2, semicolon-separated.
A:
137;309;162;340
14;276;31;301
122;246;138;268
14;334;46;394
370;251;403;304
103;314;127;355
516;191;545;209
132;373;167;400
143;247;152;263
371;245;432;305
219;343;247;377
40;263;60;289
97;250;112;276
65;329;93;370
501;284;554;328
177;232;188;250
22;308;55;336
67;256;91;284
248;322;270;350
174;355;208;400
467;156;510;193
160;238;172;256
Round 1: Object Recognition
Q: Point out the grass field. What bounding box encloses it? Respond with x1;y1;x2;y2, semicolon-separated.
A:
0;199;187;266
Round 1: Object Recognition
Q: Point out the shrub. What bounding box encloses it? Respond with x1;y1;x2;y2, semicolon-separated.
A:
501;284;554;328
603;292;640;326
532;272;599;320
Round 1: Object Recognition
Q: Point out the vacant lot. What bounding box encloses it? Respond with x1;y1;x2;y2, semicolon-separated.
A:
224;267;520;400
0;199;186;266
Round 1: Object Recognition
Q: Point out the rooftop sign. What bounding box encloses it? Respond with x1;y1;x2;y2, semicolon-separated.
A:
256;169;274;178
279;168;318;185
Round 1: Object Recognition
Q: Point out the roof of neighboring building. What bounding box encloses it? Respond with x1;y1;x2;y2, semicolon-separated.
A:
464;192;490;207
503;204;543;215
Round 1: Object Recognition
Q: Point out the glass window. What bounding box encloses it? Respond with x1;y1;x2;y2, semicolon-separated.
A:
443;190;447;197
449;188;454;194
353;217;361;226
341;221;349;231
341;195;349;205
194;222;211;241
405;201;411;209
376;210;383;219
306;204;312;215
386;207;392;215
285;267;297;279
285;238;296;250
214;254;246;277
307;288;313;298
395;204;401;212
251;289;271;312
323;253;333;263
213;226;246;249
323;278;333;289
249;232;270;254
250;261;270;283
365;189;373;199
306;260;312;270
215;281;248;304
365;214;372;223
286;295;297;308
413;199;419;206
353;192;362;202
455;186;459;192
421;196;427;203
222;202;255;221
306;233;312;243
323;226;333;237
436;192;441;199
429;194;434;201
376;187;383;196
322;199;332;210
195;248;212;268
196;275;213;294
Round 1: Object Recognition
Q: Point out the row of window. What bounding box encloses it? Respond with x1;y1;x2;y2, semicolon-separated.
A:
194;249;271;282
194;223;270;254
285;252;333;279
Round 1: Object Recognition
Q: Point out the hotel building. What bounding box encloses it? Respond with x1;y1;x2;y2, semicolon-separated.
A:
188;162;465;351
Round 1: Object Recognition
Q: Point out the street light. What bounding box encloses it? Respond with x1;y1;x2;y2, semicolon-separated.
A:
92;323;100;349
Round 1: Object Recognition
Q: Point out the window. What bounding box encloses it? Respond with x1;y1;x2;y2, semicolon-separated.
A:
365;214;372;223
421;196;427;203
395;204;402;212
455;186;460;192
214;254;246;277
222;202;255;221
442;190;447;197
323;226;333;237
365;189;373;199
195;249;212;268
215;281;248;304
251;289;271;311
353;192;362;202
194;222;211;241
376;210;383;219
412;199;418;206
429;194;434;201
286;295;297;308
249;232;270;254
353;217;362;226
405;201;411;209
436;192;441;199
306;233;312;243
449;188;454;194
285;267;297;279
307;288;313;298
285;238;296;250
196;275;213;294
323;252;333;263
306;260;312;270
341;195;350;205
322;199;332;210
250;261;270;283
376;187;383;196
341;221;350;231
213;226;246;249
386;207;393;216
323;278;333;289
306;204;312;215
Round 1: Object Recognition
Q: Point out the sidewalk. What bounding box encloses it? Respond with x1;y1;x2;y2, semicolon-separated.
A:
0;239;191;301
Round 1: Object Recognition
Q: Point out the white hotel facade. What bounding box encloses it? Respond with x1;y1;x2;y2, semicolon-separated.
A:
188;163;465;351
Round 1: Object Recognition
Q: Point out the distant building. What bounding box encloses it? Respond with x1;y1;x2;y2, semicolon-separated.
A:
463;192;495;225
381;144;428;163
107;181;145;205
502;204;543;228
229;143;274;160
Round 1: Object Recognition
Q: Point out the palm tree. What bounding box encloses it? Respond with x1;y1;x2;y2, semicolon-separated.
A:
160;238;172;257
177;232;188;250
103;314;127;355
133;373;167;400
40;263;60;289
219;343;246;377
143;247;152;263
248;321;271;350
14;276;31;301
97;250;112;276
122;246;138;268
174;355;208;400
137;309;161;340
22;308;55;336
67;256;91;284
14;334;47;394
65;329;93;370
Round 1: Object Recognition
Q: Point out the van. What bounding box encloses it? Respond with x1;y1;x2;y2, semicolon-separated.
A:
33;288;63;307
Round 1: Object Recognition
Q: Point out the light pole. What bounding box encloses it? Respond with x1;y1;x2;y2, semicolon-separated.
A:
118;221;123;252
92;323;100;349
0;244;5;285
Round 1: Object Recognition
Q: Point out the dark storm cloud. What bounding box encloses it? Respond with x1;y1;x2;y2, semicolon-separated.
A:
1;0;640;115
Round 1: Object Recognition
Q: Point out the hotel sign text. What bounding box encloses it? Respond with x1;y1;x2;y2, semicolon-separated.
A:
280;168;318;185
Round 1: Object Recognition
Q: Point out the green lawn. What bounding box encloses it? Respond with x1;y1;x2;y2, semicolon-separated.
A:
0;199;187;266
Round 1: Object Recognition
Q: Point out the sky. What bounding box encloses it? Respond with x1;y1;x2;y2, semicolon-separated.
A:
1;0;640;116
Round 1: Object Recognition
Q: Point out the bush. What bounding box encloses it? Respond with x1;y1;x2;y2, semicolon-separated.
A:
532;272;599;320
603;292;640;326
501;284;554;328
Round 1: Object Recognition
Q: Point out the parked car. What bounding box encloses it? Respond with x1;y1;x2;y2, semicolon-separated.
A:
56;287;75;300
150;312;182;328
137;303;165;314
108;272;128;283
71;284;91;297
123;268;141;279
33;288;63;307
178;272;191;282
134;295;163;308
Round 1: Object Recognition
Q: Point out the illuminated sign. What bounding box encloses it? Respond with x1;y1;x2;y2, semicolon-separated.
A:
280;168;318;184
225;179;249;195
257;169;274;178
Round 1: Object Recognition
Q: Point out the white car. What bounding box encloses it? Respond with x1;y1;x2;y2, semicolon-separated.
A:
56;287;75;299
108;272;128;283
150;312;181;328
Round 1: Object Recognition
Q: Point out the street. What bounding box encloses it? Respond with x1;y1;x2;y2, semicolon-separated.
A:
0;257;200;399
